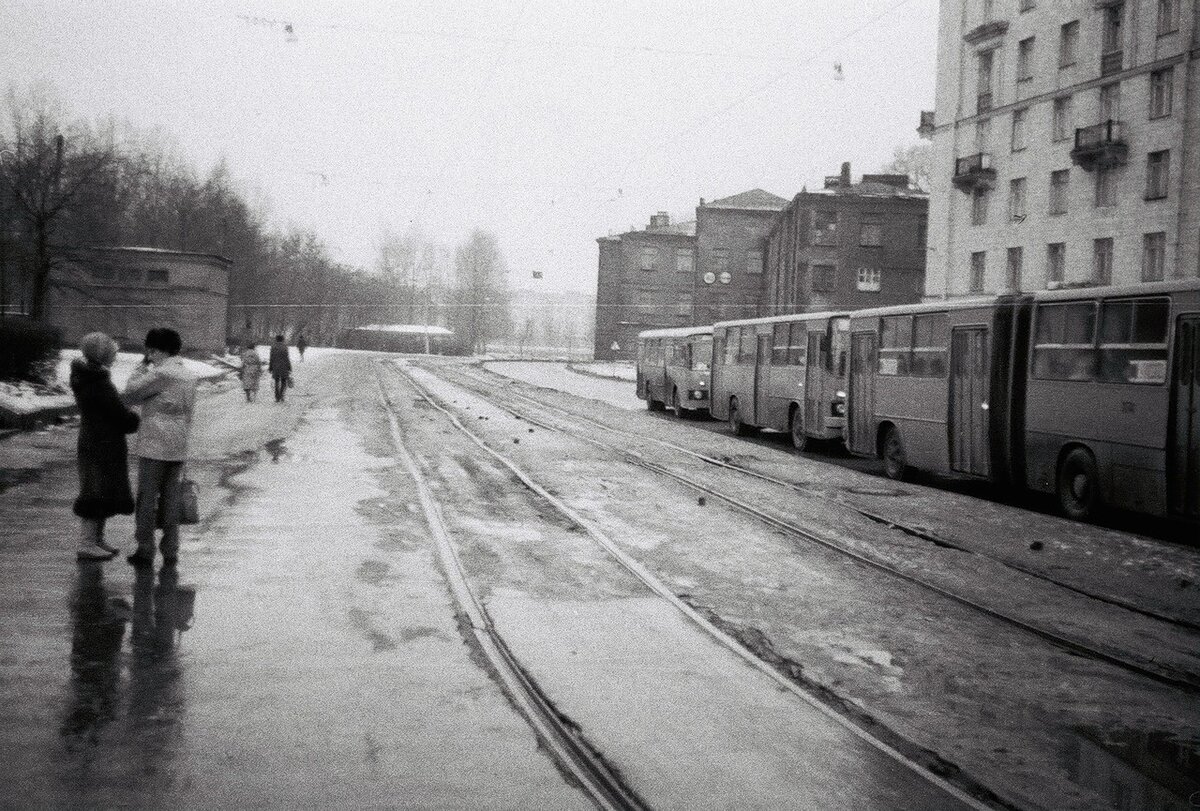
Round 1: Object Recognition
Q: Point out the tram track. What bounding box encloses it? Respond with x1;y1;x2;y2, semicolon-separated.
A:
436;361;1200;695
376;359;992;810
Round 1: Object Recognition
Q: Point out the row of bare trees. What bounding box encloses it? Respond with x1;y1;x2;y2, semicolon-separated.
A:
0;85;513;351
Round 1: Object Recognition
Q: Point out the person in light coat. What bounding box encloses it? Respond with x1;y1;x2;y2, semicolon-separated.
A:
123;328;197;568
239;342;263;402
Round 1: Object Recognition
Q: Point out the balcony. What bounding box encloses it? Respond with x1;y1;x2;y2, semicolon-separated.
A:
952;153;997;193
1101;50;1123;76
964;19;1008;45
1071;120;1128;171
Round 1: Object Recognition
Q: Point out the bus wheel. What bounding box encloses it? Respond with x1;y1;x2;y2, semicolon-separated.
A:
1057;448;1100;520
672;389;687;419
790;410;807;451
882;426;907;480
729;398;752;436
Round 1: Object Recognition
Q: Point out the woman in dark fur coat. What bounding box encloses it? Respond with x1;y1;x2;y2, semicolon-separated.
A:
70;332;140;561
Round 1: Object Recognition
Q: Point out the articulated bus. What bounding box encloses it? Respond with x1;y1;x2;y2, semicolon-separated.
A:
845;279;1200;520
710;312;850;449
635;326;714;417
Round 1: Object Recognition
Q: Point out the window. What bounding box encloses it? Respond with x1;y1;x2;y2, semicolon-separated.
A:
1009;178;1027;221
746;250;763;275
1102;4;1124;53
813;211;838;246
788;323;808;365
772;323;791;364
977;50;994;113
1157;0;1179;35
689;336;712;370
810;264;836;292
878;314;947;377
676;292;693;318
860;215;882;246
1047;242;1066;284
1011;108;1028;151
721;328;738;365
1142;232;1166;281
1017;37;1035;82
640;247;658;271
1099;82;1120;122
1093;238;1114;285
676;248;694;273
970;251;986;293
1098;298;1169;383
1095;166;1118;208
975;118;991;151
1146;150;1170;199
1052;96;1072;141
878;315;912;376
1059;20;1079;67
1049;169;1069;215
1007;247;1023;291
856;267;881;292
1150;68;1173;118
1033;302;1097;380
971;187;990;225
736;327;755;364
146;269;169;284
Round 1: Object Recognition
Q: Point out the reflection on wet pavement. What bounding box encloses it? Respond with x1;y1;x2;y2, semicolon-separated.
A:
1062;726;1200;810
0;467;41;494
61;564;128;748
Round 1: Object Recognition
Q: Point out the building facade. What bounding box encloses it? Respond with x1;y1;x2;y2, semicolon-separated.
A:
692;189;788;325
765;164;928;314
926;0;1198;297
48;246;231;352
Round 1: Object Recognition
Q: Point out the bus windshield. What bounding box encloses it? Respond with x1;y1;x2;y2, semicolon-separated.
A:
690;336;713;370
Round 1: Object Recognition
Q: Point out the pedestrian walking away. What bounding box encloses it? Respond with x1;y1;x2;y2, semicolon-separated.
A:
296;333;307;361
239;342;263;402
69;332;140;561
123;328;198;568
268;334;292;402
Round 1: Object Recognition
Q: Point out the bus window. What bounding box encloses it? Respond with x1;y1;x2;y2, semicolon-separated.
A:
713;332;726;367
1033;302;1097;381
910;313;948;376
831;318;850;377
723;328;739;366
690;336;712;370
788;323;807;366
772;323;790;364
1097;298;1169;384
737;327;756;364
879;315;912;375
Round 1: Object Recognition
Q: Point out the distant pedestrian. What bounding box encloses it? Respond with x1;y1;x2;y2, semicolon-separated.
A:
123;328;197;568
239;342;262;402
268;334;292;403
69;332;140;562
296;333;308;361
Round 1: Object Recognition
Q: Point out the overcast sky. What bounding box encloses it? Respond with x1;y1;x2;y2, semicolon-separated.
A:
1;0;938;293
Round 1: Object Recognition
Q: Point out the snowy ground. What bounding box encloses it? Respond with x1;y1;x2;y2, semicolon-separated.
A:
484;360;641;409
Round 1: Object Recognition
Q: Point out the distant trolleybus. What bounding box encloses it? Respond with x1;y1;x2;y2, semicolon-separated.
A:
844;279;1200;521
711;312;850;449
635;326;714;417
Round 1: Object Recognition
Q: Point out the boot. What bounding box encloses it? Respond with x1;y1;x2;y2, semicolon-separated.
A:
77;519;114;561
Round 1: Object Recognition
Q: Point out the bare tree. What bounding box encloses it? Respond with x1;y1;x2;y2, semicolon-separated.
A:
879;142;933;191
450;229;510;354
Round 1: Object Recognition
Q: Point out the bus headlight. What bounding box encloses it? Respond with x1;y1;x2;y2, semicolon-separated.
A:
833;402;846;416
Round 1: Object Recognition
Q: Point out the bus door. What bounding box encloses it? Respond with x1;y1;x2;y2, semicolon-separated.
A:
804;331;823;433
1169;316;1200;517
754;333;772;424
950;326;991;477
848;332;876;455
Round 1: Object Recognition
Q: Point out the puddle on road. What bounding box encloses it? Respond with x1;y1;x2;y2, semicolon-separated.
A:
263;438;288;463
1061;726;1200;810
0;467;41;494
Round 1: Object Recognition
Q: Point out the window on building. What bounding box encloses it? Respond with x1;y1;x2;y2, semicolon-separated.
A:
810;264;836;292
1093;238;1114;285
1033;301;1097;380
860;215;883;246
676;248;694;273
1009;178;1027;221
971;187;990;225
970;251;986;293
1098;297;1169;384
146;269;169;284
1150;68;1173;118
1017;37;1035;82
1099;82;1121;122
1007;247;1023;291
1103;4;1124;53
1047;242;1066;284
977;50;994;113
1095;165;1117;207
1049;169;1070;214
813;211;838;246
856;267;881;292
1146;150;1170;200
1011;108;1028;151
1157;0;1179;35
640;247;658;271
1059;20;1079;67
975;118;991;151
746;250;763;275
982;0;994;19
1142;232;1166;281
633;290;655;316
1052;96;1072;141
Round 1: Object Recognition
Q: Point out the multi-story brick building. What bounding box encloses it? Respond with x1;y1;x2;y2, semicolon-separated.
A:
593;189;787;360
926;0;1198;297
765;164;928;315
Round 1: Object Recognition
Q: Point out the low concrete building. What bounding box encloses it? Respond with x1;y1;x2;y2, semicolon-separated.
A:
46;247;231;354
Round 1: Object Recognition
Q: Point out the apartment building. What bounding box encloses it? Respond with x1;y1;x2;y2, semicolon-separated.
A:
926;0;1198;297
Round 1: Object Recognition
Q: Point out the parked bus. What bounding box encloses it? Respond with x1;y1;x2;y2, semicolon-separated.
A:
711;312;850;449
844;279;1200;520
635;326;714;417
